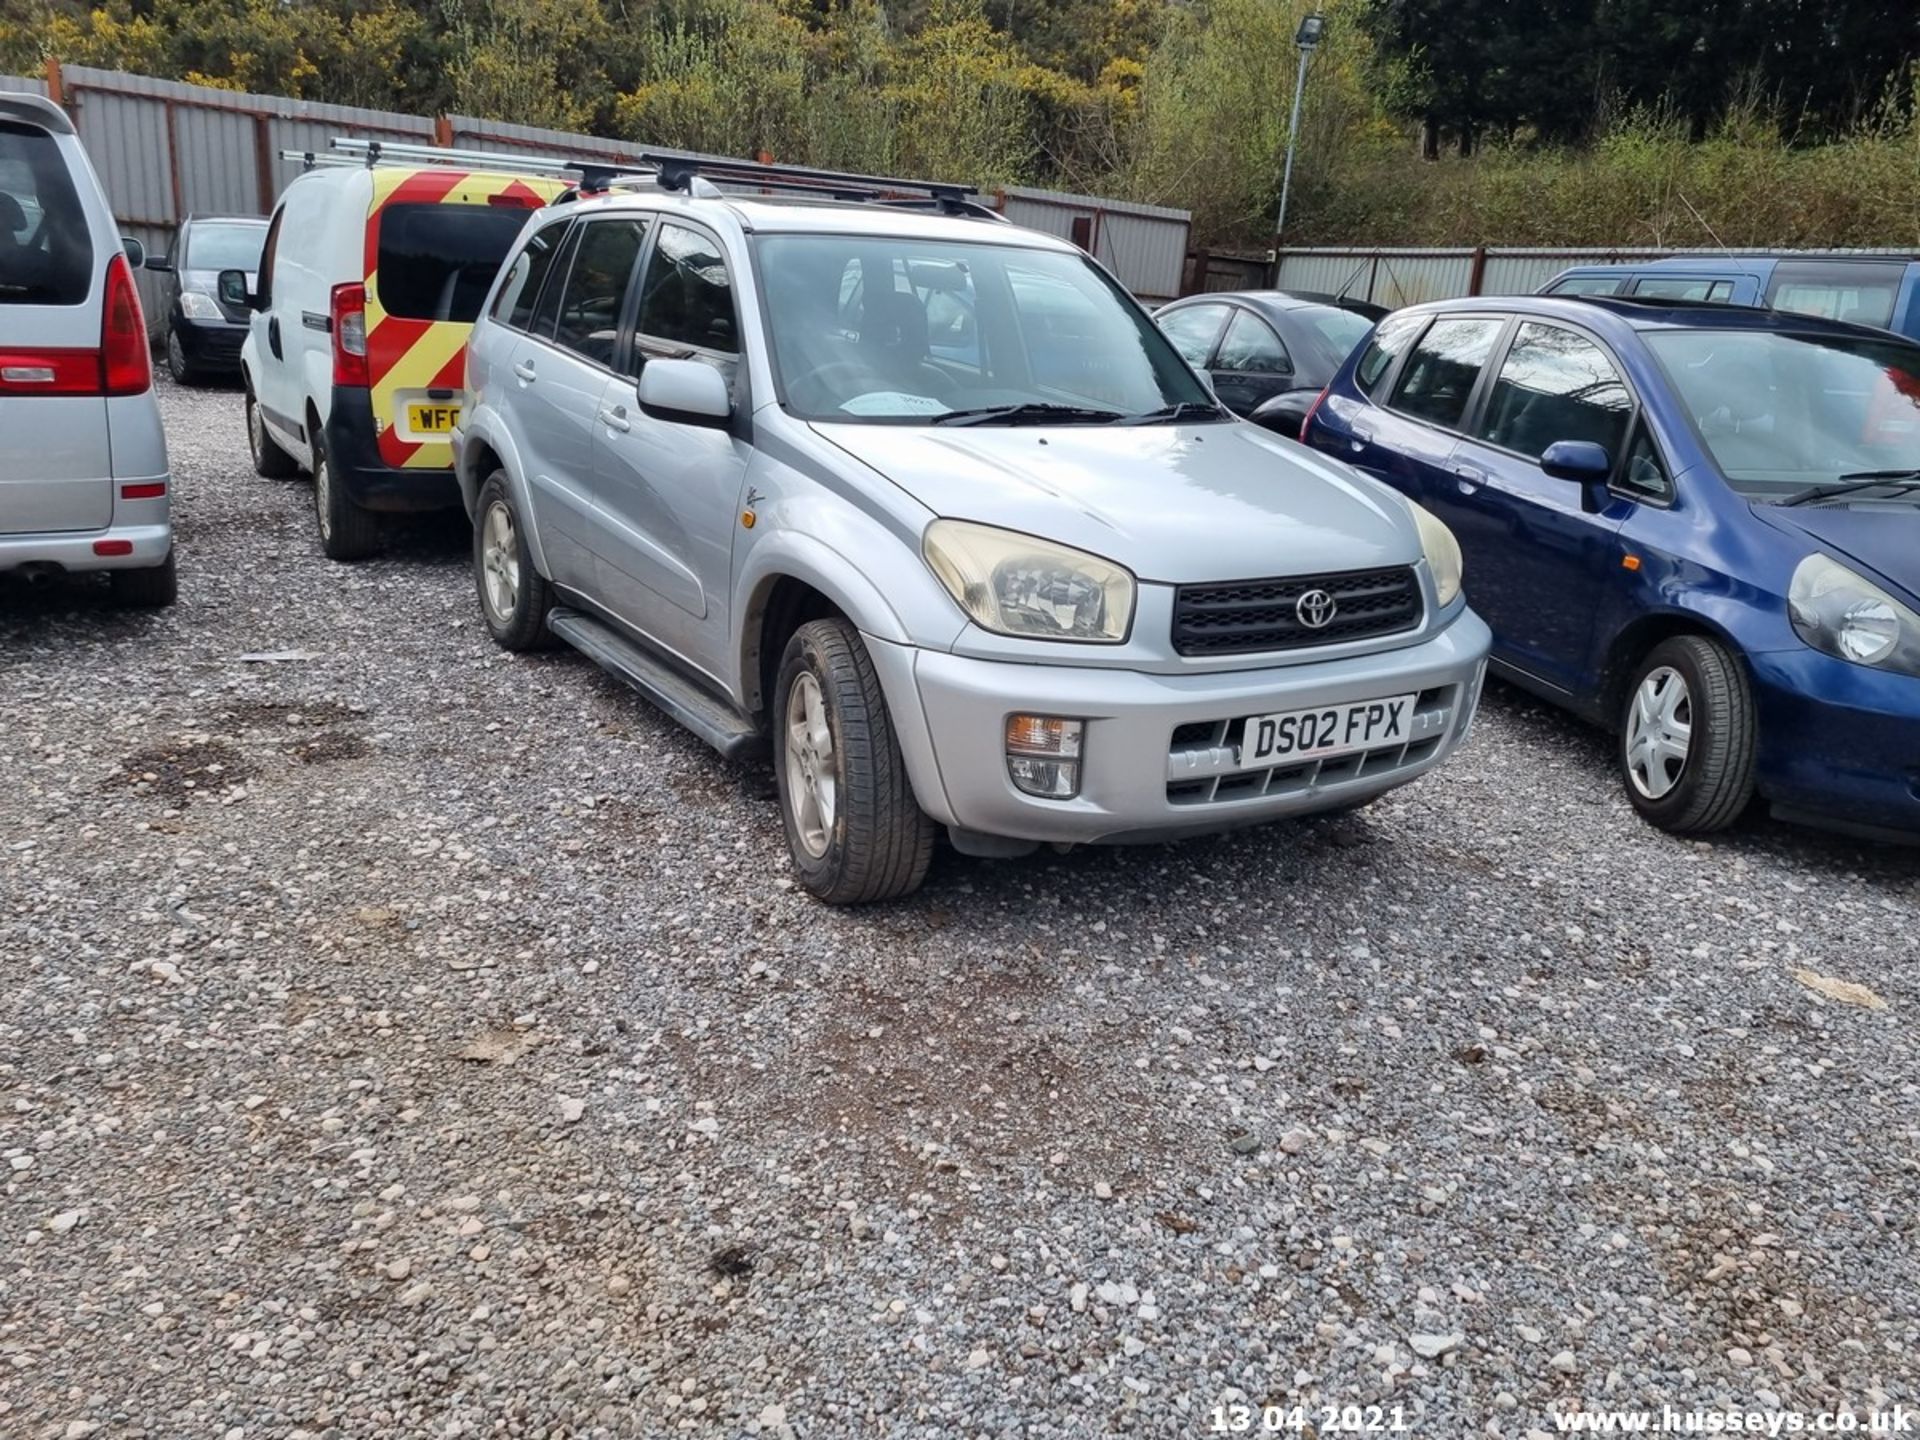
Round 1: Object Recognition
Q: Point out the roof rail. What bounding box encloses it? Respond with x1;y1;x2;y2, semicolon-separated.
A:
283;137;992;218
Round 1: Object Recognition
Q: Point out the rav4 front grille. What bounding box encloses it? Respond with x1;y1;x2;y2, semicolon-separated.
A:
1171;566;1422;657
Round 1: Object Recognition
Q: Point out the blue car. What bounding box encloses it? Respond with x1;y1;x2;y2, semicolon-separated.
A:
1541;255;1920;343
1303;294;1920;840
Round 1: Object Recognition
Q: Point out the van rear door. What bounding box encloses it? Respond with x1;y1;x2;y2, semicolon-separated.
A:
0;107;111;535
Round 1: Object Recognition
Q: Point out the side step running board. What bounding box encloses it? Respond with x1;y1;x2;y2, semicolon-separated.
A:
548;608;761;761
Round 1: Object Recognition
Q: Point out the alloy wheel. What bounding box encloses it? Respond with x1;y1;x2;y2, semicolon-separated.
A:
480;501;521;623
783;671;838;859
1625;665;1692;800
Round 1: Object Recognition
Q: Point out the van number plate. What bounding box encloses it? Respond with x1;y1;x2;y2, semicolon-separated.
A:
1240;693;1416;768
408;404;460;434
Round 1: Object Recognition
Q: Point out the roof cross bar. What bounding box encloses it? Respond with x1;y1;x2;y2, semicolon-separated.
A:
640;153;981;213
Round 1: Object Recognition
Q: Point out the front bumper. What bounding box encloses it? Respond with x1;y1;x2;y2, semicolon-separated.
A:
868;610;1492;845
175;317;248;368
0;521;171;573
1750;647;1920;836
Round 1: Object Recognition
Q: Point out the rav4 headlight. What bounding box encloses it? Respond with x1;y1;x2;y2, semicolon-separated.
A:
1789;553;1920;677
1408;501;1464;608
179;290;223;321
924;519;1134;643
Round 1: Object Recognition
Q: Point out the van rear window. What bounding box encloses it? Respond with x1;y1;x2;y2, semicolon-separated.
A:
375;203;532;324
0;120;92;306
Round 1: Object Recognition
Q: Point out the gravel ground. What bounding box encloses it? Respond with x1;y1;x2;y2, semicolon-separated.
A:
2;374;1917;1440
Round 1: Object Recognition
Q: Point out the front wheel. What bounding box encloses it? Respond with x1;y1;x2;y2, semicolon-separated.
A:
166;330;200;386
773;618;935;904
1619;634;1756;833
313;435;383;562
473;472;557;651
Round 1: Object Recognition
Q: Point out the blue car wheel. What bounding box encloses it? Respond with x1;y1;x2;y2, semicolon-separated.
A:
1619;635;1757;833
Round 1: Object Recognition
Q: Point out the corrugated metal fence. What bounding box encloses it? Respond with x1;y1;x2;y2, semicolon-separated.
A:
1275;245;1920;307
6;62;1193;324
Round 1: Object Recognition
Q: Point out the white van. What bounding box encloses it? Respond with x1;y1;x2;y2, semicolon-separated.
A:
228;152;563;560
0;92;174;606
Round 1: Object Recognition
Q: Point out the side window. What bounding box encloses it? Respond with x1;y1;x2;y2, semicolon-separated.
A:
1354;311;1423;396
529;221;581;341
1766;260;1901;328
1632;276;1730;302
1215;310;1291;374
1388;316;1503;429
1157;303;1228;366
552;219;646;369
493;219;570;331
1476;321;1633;461
1619;425;1673;502
255;204;285;309
1548;276;1626;297
636;222;739;367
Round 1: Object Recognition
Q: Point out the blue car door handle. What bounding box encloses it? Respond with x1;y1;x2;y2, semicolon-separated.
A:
1446;460;1489;492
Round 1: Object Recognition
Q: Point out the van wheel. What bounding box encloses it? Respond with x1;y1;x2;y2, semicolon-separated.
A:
109;550;178;609
474;472;557;651
246;390;298;479
1619;635;1756;833
773;618;935;904
313;436;382;562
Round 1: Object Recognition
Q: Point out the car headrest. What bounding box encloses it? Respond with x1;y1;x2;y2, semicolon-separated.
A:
0;192;25;235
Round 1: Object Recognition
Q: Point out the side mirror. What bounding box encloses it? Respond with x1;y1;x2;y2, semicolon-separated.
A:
1540;439;1611;483
636;358;732;428
144;252;173;273
120;235;146;268
217;268;254;311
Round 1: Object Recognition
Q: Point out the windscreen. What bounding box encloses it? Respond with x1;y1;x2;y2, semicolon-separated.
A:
756;233;1214;423
0;120;92;306
186;220;267;272
1645;328;1920;496
376;203;532;324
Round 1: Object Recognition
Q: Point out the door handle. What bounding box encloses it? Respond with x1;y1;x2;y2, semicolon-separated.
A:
597;404;631;433
1447;461;1489;491
512;360;537;383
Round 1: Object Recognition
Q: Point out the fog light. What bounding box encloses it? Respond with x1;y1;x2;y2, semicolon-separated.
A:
1006;715;1083;799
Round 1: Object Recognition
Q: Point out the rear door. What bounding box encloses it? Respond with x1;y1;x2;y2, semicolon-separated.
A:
362;170;563;474
1207;307;1295;416
0;112;110;534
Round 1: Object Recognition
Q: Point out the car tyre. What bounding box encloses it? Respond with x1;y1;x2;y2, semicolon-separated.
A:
246;388;299;479
773;617;935;904
313;433;382;562
474;471;558;651
108;549;178;609
165;329;201;386
1619;634;1755;833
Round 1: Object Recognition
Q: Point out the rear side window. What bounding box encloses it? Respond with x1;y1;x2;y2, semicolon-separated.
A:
1632;276;1734;303
1476;321;1633;460
1215;310;1291;374
1354;312;1423;395
1548;276;1627;297
1766;260;1900;329
493;219;570;331
636;223;738;356
0;120;92;306
1389;316;1503;427
375;203;532;324
552;219;646;369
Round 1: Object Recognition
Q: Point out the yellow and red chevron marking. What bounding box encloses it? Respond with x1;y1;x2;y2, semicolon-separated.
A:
359;168;564;469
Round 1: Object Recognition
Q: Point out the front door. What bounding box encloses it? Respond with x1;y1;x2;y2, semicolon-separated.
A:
589;221;750;683
1441;319;1635;693
247;202;305;460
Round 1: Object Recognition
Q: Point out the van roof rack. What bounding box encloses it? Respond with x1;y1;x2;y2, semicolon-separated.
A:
284;137;993;217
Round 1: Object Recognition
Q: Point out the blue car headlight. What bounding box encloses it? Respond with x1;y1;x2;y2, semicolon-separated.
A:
1788;553;1920;677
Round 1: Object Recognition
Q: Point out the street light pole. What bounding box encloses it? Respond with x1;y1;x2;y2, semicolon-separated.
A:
1274;13;1325;276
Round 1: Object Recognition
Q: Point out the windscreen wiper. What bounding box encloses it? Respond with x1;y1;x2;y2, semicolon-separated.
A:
1779;472;1920;506
1118;400;1231;426
932;402;1125;427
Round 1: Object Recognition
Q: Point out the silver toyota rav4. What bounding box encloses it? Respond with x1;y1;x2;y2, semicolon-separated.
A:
454;160;1490;903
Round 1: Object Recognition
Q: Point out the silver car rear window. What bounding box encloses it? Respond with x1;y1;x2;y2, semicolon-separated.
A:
0;120;92;306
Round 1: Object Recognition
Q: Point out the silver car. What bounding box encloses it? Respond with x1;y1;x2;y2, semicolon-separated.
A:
0;92;174;606
454;168;1489;902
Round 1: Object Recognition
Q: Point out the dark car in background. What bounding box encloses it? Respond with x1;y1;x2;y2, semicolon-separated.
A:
1304;293;1920;842
145;213;267;383
1155;290;1376;438
1541;254;1920;342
